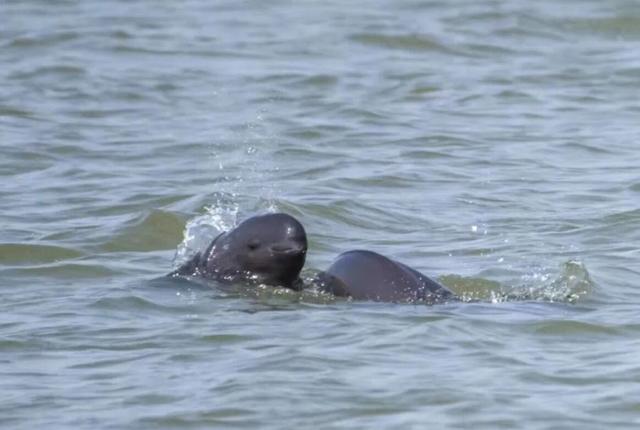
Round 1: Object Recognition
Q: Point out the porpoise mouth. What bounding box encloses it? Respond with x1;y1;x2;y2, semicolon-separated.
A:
270;243;306;256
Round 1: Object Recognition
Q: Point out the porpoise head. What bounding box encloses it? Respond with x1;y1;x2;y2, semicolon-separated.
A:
203;213;307;289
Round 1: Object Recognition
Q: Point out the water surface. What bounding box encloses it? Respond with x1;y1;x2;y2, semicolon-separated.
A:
2;0;640;428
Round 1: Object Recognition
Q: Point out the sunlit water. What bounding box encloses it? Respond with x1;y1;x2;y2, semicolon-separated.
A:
2;0;640;428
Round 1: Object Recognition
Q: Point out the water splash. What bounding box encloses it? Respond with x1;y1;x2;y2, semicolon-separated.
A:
172;195;239;268
441;260;594;304
173;111;281;268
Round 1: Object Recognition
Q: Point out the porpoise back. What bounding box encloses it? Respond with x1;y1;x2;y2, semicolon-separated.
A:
318;250;456;303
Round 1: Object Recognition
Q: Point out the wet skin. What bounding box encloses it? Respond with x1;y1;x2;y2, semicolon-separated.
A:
317;250;456;303
172;213;307;289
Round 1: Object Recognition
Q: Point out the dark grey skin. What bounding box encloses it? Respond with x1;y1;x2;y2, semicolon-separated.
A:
317;250;457;303
171;213;307;290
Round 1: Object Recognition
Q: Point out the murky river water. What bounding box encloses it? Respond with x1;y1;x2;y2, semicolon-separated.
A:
2;0;640;428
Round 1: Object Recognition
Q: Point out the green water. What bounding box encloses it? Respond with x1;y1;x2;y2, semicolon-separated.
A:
2;0;640;428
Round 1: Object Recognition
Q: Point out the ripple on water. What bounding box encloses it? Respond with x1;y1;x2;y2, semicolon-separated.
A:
8;65;86;80
350;33;454;54
528;319;622;337
135;409;261;429
89;295;189;314
564;15;640;39
1;263;119;279
99;210;185;253
0;106;38;119
0;339;50;352
4;31;79;49
0;243;84;265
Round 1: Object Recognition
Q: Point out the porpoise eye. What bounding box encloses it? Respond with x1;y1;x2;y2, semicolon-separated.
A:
248;239;260;251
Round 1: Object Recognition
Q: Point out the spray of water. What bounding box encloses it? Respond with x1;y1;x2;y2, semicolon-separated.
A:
442;260;594;304
173;110;280;268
